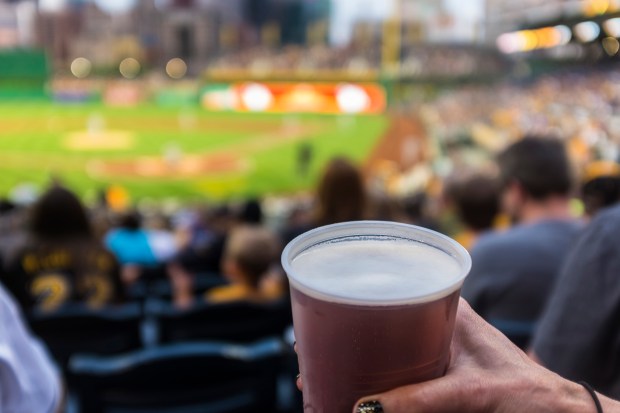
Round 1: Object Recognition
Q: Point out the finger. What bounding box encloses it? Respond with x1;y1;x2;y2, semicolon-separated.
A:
353;374;482;413
293;341;303;391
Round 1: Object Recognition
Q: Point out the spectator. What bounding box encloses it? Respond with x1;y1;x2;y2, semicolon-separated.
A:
105;210;159;267
315;157;368;225
0;283;62;413
461;137;582;348
581;160;620;219
238;198;263;225
445;171;501;250
283;156;369;244
172;204;233;275
531;202;620;398
171;225;284;308
2;185;123;312
399;192;440;231
142;212;178;263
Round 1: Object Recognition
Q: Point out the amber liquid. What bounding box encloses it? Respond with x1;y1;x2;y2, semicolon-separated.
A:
292;287;460;413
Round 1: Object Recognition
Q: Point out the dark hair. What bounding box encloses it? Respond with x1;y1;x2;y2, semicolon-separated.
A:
30;185;93;240
582;177;620;216
0;199;16;215
119;211;142;230
497;137;572;200
402;192;427;222
316;157;367;225
239;198;263;225
447;174;500;231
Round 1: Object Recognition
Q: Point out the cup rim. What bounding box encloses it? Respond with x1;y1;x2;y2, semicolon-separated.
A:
281;220;472;306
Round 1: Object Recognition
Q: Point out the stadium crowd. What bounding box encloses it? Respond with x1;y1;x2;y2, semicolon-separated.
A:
209;44;381;73
423;68;620;161
5;71;620;412
208;43;506;78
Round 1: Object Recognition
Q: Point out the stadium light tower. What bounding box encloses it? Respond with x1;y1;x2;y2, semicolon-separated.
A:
382;0;402;75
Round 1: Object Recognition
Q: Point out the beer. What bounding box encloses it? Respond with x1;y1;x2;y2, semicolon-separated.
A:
282;222;470;413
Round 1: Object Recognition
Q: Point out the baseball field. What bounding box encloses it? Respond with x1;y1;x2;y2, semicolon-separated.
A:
0;103;388;202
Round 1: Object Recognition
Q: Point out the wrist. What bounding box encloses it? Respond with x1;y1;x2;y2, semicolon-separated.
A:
557;380;601;413
491;367;598;412
600;393;620;413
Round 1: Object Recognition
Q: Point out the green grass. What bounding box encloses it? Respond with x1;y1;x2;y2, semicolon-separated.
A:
0;102;387;202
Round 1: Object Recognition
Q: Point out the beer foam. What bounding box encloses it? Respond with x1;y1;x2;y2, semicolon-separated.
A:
290;239;464;305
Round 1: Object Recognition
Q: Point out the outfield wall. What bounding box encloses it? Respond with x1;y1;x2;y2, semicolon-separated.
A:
0;50;49;99
46;77;389;115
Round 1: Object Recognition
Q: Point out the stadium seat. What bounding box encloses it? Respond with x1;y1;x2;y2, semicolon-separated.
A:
69;338;285;413
126;273;226;301
147;298;292;344
27;303;143;369
151;273;227;300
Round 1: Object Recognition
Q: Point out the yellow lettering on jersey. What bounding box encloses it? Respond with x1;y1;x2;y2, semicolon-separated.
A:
31;274;70;311
22;254;39;273
82;274;113;308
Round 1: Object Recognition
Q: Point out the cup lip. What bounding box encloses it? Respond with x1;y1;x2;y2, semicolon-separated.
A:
281;220;472;306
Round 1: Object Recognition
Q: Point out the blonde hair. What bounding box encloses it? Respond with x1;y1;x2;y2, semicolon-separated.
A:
224;226;279;287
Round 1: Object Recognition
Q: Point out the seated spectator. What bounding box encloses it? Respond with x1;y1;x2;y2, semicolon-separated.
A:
400;192;441;231
143;212;178;262
238;198;263;225
283;156;369;244
171;204;233;275
2;185;123;313
581;160;620;219
461;137;582;348
105;210;160;267
0;283;62;413
171;225;284;308
444;171;501;250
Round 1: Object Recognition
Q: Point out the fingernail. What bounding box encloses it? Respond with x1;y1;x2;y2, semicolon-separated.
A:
356;401;384;413
296;373;300;380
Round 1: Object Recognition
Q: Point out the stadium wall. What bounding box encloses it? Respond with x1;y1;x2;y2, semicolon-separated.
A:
0;50;49;100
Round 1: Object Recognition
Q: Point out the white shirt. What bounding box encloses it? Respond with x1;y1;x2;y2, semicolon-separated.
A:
0;284;61;413
148;230;178;262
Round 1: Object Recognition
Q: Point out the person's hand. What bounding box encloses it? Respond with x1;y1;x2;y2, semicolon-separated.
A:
352;299;609;413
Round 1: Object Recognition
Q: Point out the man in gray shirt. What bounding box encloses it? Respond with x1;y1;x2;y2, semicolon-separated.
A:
532;203;620;398
461;137;582;348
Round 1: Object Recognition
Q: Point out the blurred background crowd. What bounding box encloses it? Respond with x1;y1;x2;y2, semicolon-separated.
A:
3;0;620;412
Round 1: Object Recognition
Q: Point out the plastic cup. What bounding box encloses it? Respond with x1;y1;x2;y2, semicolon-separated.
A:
281;221;471;413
